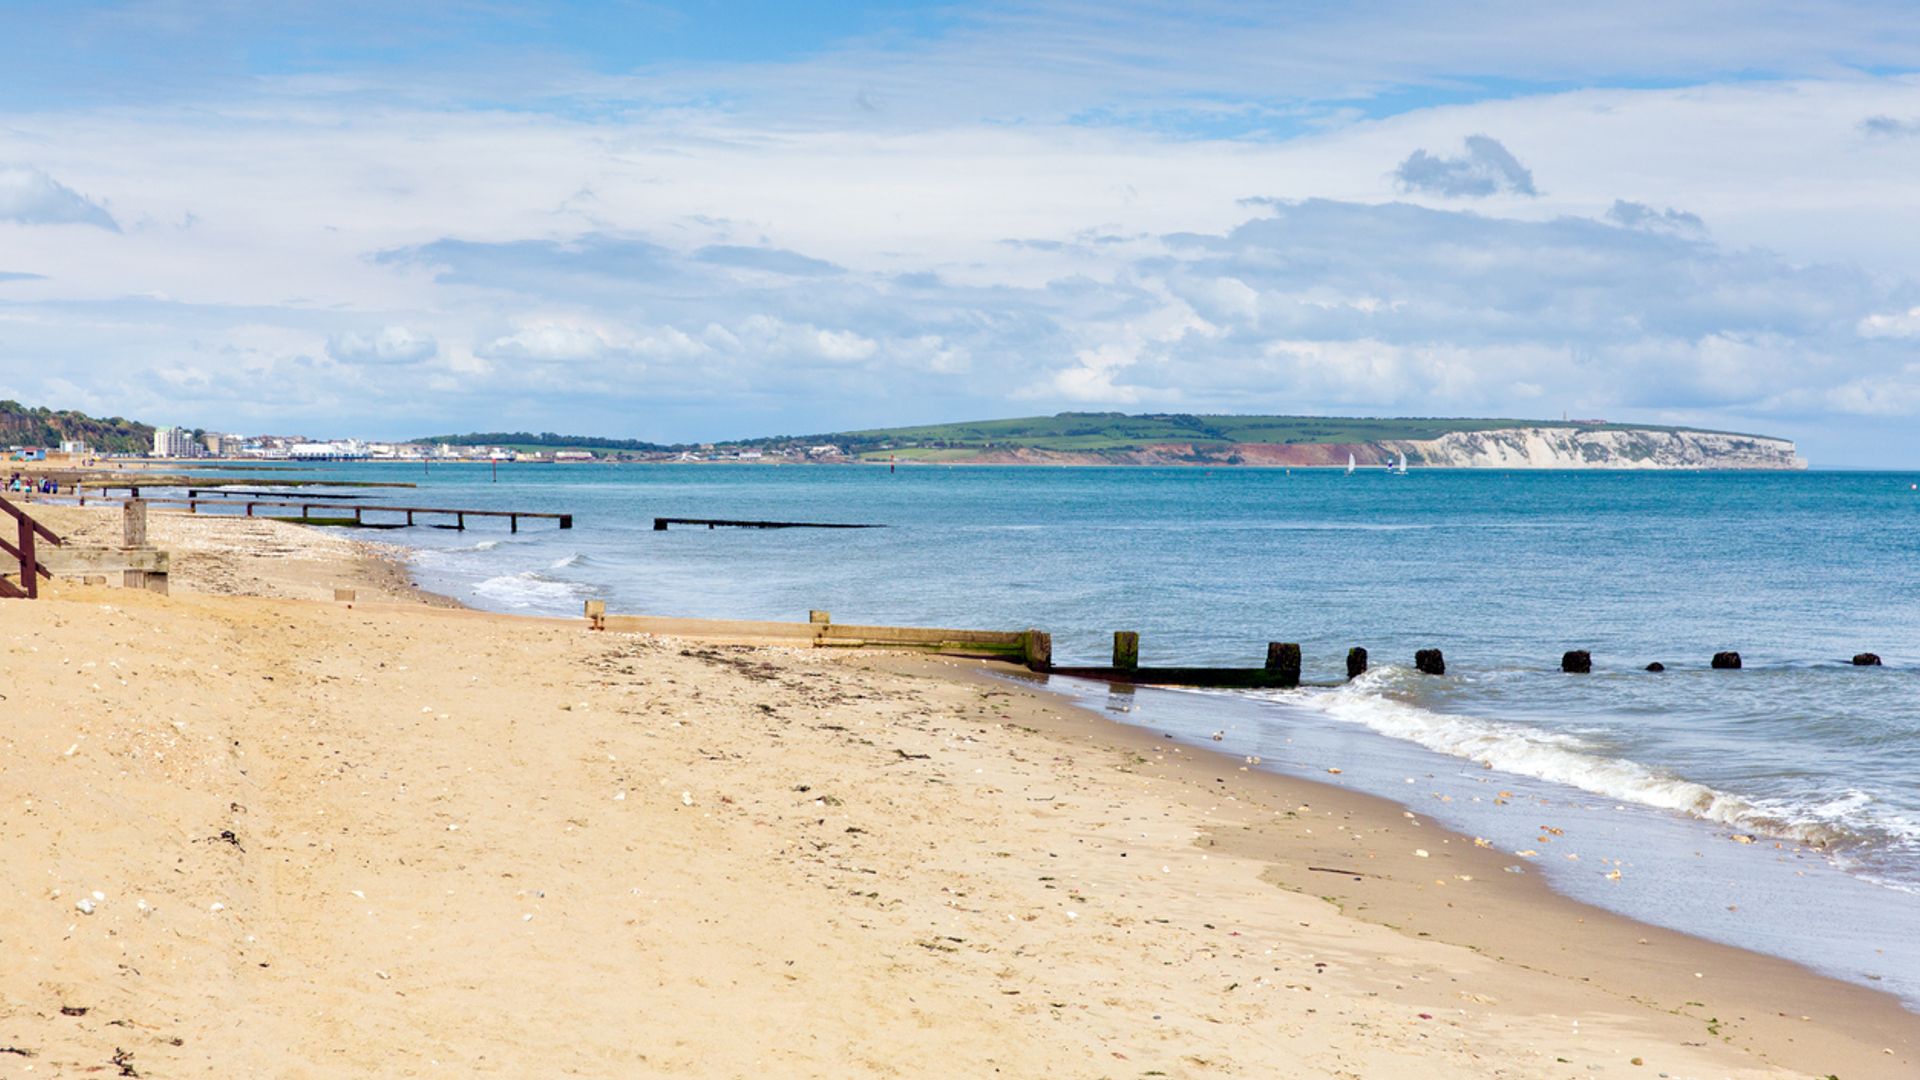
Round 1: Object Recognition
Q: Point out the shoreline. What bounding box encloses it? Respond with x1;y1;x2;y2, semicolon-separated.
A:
6;506;1914;1074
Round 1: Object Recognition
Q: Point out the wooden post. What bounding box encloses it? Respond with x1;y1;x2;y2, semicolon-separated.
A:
246;502;255;517
406;510;414;526
457;513;465;531
809;610;831;625
1346;646;1368;680
1711;651;1742;670
1113;631;1139;670
511;515;519;534
122;499;148;548
354;507;363;525
334;588;356;602
187;499;198;514
560;515;573;529
1022;630;1052;672
1561;650;1592;674
1264;642;1301;688
19;517;36;600
585;599;606;631
1415;648;1446;676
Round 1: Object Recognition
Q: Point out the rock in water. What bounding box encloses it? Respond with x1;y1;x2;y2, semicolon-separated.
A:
1414;648;1446;676
1346;647;1369;680
1561;650;1592;674
1711;651;1742;670
1852;653;1883;666
1645;662;1666;672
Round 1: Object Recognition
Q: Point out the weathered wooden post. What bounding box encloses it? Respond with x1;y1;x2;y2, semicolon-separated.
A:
1113;631;1140;670
1265;642;1301;688
1711;651;1742;670
1561;650;1592;674
585;599;606;631
1022;629;1052;672
1346;647;1368;680
1852;653;1883;666
1415;648;1446;675
809;610;831;625
123;499;148;548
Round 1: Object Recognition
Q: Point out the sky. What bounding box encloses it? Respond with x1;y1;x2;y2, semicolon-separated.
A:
3;2;1920;463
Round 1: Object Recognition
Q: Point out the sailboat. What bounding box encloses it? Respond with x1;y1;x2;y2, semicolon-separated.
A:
1345;453;1355;476
1393;453;1409;476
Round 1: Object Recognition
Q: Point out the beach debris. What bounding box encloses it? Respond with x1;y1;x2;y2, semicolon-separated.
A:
1731;834;1756;844
75;897;95;915
1607;870;1623;881
681;791;693;806
61;1006;88;1017
209;902;226;912
1325;767;1342;775
1414;849;1429;858
1473;837;1492;848
111;1047;138;1077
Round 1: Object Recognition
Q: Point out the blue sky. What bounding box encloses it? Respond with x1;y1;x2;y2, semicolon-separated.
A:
4;2;1920;462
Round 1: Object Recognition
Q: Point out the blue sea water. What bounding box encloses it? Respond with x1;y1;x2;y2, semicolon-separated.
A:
165;462;1920;1003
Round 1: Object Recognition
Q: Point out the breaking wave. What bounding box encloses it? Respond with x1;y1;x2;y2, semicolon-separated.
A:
1281;668;1916;854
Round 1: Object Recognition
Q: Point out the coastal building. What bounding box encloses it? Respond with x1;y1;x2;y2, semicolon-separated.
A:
553;450;595;462
151;425;200;458
201;432;244;457
59;439;92;456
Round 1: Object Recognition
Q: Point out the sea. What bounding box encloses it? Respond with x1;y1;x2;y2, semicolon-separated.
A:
159;461;1920;1006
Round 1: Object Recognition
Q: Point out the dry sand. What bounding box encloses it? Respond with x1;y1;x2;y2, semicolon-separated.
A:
2;507;1916;1077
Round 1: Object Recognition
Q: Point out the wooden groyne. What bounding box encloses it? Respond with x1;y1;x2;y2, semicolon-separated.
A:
653;517;884;531
581;613;1900;683
590;605;1049;666
38;493;572;532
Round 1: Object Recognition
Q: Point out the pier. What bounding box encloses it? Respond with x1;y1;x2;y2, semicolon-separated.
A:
41;493;572;532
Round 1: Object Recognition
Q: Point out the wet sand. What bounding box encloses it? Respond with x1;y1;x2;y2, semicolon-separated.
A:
2;506;1914;1076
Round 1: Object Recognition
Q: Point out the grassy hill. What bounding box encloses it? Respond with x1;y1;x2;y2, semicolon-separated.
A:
0;399;153;454
731;412;1762;454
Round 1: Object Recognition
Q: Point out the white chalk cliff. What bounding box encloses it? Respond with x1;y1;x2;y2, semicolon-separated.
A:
1384;428;1805;470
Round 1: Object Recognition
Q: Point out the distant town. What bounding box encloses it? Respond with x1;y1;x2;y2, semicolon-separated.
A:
23;426;847;465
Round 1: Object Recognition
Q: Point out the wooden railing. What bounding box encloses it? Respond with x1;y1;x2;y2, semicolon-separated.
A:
0;495;63;599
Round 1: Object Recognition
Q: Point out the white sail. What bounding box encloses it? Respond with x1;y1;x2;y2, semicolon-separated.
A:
1345;453;1355;475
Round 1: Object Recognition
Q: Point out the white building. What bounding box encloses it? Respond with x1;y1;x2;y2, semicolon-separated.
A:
59;439;92;456
151;426;199;458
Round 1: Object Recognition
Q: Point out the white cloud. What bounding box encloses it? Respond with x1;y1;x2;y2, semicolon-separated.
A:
1858;306;1920;338
327;325;437;364
0;163;118;230
1393;135;1538;198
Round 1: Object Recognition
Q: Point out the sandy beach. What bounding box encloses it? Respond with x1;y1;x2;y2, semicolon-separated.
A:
3;506;1916;1077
